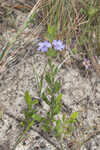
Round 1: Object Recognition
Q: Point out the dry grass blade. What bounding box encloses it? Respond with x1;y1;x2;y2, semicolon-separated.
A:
0;0;42;63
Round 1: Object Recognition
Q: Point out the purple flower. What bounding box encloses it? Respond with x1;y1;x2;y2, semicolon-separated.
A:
82;58;91;70
37;41;52;52
52;40;65;51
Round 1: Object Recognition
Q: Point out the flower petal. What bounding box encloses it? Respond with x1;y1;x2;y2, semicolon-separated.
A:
52;40;65;51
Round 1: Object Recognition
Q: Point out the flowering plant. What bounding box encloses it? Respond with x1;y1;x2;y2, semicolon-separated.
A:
37;24;65;57
37;40;65;52
20;25;78;150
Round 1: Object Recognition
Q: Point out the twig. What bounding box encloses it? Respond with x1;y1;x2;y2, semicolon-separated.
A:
80;130;100;147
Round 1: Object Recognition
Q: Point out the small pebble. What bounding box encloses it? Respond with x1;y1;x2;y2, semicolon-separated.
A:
40;142;46;149
35;136;40;140
34;146;39;150
96;100;100;106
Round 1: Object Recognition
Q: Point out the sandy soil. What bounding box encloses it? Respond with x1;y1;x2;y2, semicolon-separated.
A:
0;1;100;150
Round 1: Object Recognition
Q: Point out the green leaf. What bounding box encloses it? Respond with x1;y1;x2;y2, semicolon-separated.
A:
27;119;35;130
47;111;50;115
46;48;57;57
45;33;54;42
55;93;62;104
87;7;98;18
24;109;36;121
24;110;29;119
41;93;50;105
20;121;24;127
53;66;58;76
55;120;61;128
45;72;52;84
53;81;60;93
54;120;62;136
72;48;78;55
42;119;52;132
67;112;78;124
52;94;62;114
42;124;49;132
32;114;42;122
24;90;32;110
25;90;31;105
70;112;78;120
53;105;61;115
46;87;52;95
45;24;56;42
62;113;66;122
32;99;38;105
48;24;55;35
